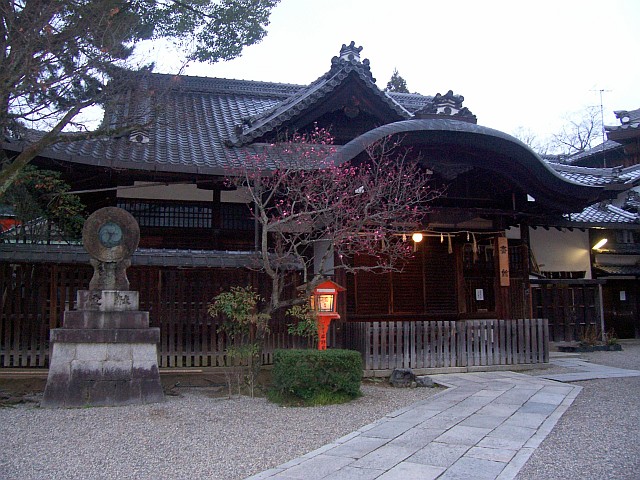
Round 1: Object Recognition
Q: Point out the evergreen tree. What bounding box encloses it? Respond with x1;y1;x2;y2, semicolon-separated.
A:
385;69;409;93
0;0;280;194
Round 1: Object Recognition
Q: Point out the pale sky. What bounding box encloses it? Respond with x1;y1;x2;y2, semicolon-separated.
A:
147;0;640;144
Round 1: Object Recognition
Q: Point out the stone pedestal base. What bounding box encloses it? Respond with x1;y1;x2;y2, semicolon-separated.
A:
41;290;164;408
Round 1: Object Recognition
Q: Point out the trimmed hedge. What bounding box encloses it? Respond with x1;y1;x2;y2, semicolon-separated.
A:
271;349;362;401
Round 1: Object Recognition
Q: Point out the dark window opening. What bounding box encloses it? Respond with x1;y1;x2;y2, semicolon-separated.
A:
220;203;254;231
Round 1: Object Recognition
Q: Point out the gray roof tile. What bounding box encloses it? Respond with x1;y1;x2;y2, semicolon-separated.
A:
564;139;624;164
567;202;640;224
25;69;431;176
226;54;415;147
0;243;299;268
549;163;640;187
594;265;640;276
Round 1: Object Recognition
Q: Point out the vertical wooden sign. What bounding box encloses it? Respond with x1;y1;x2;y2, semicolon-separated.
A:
498;237;510;287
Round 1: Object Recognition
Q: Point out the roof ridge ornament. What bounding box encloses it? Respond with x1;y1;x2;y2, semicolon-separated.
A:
339;41;363;62
414;90;477;123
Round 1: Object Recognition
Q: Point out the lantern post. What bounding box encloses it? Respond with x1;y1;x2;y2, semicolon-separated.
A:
310;280;345;350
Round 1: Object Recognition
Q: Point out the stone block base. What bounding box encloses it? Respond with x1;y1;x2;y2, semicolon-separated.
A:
42;339;164;408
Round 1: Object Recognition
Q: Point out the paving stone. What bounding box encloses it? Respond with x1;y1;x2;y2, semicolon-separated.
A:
537;384;575;395
465;446;517;463
351;445;415;470
359;420;418;439
392;406;441;424
476;402;520;417
490;424;537;443
528;391;566;405
438;456;507;480
501;412;548;429
408;442;469;467
434;425;492;446
518;401;558;415
248;367;598;480
389;427;444;449
477;435;527;451
272;454;354;480
324;436;388;459
419;412;468;429
456;395;492;411
322;466;385;480
460;413;507;429
377;461;446;480
492;388;540;406
472;389;505;398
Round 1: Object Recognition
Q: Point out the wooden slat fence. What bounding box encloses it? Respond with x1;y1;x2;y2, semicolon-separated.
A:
0;262;310;368
344;319;549;371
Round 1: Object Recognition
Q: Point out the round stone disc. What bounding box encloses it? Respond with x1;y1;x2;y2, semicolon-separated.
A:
82;207;140;262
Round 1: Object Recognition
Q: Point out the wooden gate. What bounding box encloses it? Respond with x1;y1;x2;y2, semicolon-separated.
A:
530;279;604;342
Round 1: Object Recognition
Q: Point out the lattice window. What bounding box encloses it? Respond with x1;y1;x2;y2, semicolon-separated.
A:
117;199;212;228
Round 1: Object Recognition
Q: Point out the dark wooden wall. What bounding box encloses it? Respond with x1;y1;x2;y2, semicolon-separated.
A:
346;237;529;321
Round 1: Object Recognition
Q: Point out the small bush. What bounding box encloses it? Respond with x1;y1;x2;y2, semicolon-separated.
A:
270;349;362;406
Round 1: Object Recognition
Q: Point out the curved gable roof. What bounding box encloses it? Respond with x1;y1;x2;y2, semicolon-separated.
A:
329;119;617;211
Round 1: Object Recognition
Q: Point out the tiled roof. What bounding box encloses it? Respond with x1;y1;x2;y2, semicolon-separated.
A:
5;46;436;176
387;92;433;113
606;107;640;134
595;244;640;255
549;163;640;187
0;43;633;208
593;265;640;277
0;243;301;269
566;202;640;224
563;140;624;165
226;44;414;147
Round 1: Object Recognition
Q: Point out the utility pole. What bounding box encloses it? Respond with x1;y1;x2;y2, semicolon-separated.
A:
591;88;611;167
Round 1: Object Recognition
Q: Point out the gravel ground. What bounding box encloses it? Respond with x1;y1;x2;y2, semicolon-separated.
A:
516;340;640;480
2;343;639;480
0;381;442;480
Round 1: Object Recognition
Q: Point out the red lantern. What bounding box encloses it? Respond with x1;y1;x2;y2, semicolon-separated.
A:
310;280;345;350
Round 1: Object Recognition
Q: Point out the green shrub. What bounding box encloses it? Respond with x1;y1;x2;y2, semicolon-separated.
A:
270;349;362;405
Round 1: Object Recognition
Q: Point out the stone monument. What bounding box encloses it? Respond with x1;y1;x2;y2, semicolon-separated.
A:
42;207;164;407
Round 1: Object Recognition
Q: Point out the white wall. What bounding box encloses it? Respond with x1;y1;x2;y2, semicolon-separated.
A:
529;227;592;278
117;182;213;201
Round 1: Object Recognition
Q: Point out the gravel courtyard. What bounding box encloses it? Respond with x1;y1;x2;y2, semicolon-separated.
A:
1;341;639;480
515;340;640;480
0;379;443;480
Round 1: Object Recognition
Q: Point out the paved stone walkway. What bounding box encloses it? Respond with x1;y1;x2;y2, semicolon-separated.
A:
539;356;640;382
247;358;640;480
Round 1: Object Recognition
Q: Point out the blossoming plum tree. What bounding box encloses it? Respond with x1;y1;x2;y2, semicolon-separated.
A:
226;127;441;316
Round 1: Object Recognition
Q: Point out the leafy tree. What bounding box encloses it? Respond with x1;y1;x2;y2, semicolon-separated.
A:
226;127;440;316
385;69;409;93
208;286;270;397
286;302;319;348
0;0;280;194
0;165;85;243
